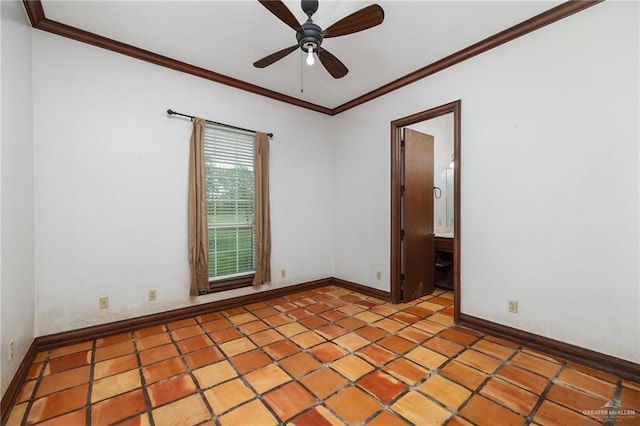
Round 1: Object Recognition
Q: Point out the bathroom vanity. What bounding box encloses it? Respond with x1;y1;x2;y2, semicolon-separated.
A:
434;236;453;290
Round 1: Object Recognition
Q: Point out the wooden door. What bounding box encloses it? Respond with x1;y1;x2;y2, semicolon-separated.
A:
401;128;435;301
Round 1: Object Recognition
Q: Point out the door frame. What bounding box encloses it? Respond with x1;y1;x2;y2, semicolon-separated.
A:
390;100;461;322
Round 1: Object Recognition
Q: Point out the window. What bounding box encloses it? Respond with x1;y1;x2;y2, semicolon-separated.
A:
204;126;255;282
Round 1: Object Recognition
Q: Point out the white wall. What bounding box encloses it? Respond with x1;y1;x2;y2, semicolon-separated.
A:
333;1;639;362
0;1;35;397
32;32;334;336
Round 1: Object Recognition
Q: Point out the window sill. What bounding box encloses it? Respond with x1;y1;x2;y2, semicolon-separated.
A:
206;274;255;294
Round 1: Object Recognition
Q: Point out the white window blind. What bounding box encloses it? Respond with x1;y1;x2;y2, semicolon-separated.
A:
204;125;255;280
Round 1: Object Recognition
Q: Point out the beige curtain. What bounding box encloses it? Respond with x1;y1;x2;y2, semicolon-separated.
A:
253;132;271;286
188;118;209;296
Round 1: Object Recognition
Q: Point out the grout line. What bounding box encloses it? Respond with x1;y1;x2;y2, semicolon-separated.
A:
85;339;97;426
526;360;568;423
132;329;157;426
20;350;50;424
605;379;624;426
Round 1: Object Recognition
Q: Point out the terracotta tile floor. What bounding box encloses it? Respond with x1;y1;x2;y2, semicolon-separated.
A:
6;286;640;425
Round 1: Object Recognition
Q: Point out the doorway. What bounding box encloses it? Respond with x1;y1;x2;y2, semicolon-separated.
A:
390;100;461;322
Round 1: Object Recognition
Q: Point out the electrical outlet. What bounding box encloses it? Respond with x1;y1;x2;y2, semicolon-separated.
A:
9;339;14;360
376;271;382;280
508;300;518;313
148;290;157;301
281;269;286;278
99;297;109;309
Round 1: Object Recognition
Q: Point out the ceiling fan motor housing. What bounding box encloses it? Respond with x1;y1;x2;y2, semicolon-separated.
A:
296;20;322;52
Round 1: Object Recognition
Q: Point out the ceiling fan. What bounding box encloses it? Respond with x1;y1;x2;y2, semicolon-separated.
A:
253;0;385;79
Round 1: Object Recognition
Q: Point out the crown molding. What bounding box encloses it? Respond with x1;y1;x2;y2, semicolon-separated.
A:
23;1;602;116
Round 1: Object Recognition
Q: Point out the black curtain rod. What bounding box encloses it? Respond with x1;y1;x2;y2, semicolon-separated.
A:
166;109;273;138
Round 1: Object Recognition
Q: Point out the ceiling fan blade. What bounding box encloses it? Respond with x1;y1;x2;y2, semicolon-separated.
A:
323;4;384;38
258;0;302;32
317;48;348;79
253;45;298;68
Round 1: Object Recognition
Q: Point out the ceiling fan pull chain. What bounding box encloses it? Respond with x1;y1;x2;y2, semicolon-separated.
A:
300;50;304;93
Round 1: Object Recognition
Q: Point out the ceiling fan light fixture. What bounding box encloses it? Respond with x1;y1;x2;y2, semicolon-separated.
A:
304;42;316;65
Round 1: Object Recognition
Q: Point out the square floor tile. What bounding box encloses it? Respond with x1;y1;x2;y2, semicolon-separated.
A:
27;384;88;423
36;366;91;397
405;346;448;370
204;378;255;414
480;377;537;415
201;318;233;333
300;368;348;399
378;336;415;354
184;346;224;370
367;410;410;426
136;332;171;350
177;334;214;353
557;368;616;400
230;349;272;374
439;328;479;346
357;344;396;367
279;352;322;378
331;354;375;381
244;364;291;394
290;331;326;349
355;325;388;342
423;336;464;357
250;329;286;346
418;375;471;409
94;353;138;380
334;332;370;352
472;338;516;360
459;395;524;426
193;360;237;389
546;383;607;416
391;390;452;426
456;349;502;374
308;342;346;363
91;388;146;424
397;327;431;344
147;373;197;407
45;351;91;375
358;371;408;404
139;343;179;366
49;342;92;359
288;406;344;426
510;352;561;378
150;394;211;426
91;369;141;403
36;408;87;426
263;340;300;360
219;337;257;357
496;364;549;395
317;324;349;340
375;318;406;333
238;320;269;335
218;399;278;426
209;327;243;344
142;357;186;385
384;358;428;386
167;318;198;330
275;322;308;337
264;381;317;422
326;386;382;425
533;400;601;426
438;361;487;390
171;324;204;341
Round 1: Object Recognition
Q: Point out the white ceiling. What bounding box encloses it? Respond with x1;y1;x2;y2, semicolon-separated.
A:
41;0;563;108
